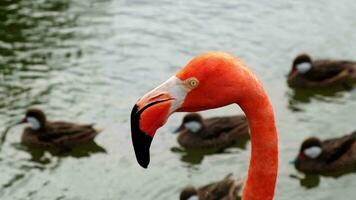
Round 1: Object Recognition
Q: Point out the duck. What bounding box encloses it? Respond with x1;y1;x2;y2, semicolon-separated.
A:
287;53;356;88
180;174;243;200
17;108;100;148
174;113;249;150
294;131;356;174
130;52;278;200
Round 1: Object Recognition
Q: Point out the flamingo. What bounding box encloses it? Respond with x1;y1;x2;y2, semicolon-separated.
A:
130;52;278;200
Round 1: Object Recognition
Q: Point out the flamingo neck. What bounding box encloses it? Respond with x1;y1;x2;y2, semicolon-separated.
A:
239;89;278;200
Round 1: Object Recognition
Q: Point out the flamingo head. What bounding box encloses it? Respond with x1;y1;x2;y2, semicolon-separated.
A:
131;52;258;168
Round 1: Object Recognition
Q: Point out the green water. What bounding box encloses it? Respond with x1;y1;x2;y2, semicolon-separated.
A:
1;0;356;199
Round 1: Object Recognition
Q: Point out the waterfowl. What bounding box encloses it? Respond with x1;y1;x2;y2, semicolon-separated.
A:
180;174;243;200
17;109;100;148
288;53;356;88
175;113;249;149
294;131;356;174
130;52;278;200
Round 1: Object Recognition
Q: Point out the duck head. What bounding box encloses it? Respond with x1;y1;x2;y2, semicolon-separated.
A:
174;113;204;134
297;137;322;161
180;186;198;200
131;52;255;168
18;109;47;131
289;53;312;80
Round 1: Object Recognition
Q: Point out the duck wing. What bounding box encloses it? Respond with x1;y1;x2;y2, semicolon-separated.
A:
39;122;97;141
323;132;356;164
201;115;248;139
305;60;356;81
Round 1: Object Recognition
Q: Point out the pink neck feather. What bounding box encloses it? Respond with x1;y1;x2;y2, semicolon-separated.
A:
239;87;278;200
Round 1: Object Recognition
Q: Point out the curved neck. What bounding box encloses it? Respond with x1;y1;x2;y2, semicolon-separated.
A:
239;89;278;200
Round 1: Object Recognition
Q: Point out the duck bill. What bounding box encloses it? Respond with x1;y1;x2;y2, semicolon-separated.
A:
290;153;303;165
173;124;184;133
289;158;297;164
130;76;187;168
288;69;298;80
16;118;27;125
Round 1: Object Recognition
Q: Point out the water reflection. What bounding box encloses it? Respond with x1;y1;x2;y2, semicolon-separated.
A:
290;167;356;189
17;141;106;162
0;0;74;69
0;1;85;197
0;140;105;195
171;135;249;165
290;174;320;189
0;0;78;118
286;86;351;111
0;125;12;152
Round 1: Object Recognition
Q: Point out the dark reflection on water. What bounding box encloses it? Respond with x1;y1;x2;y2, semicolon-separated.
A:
0;1;87;198
290;174;321;189
0;0;78;122
0;140;105;197
287;86;351;112
17;141;107;162
171;146;220;165
0;125;12;152
291;165;356;189
171;135;249;165
0;0;75;70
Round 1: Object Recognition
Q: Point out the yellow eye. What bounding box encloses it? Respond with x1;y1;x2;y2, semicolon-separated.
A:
186;77;199;88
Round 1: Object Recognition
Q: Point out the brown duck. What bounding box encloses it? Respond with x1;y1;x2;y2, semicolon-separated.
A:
174;113;249;150
180;174;243;200
287;53;356;88
294;131;356;174
17;109;100;148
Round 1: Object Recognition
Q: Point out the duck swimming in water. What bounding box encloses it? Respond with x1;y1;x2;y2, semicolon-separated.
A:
180;174;243;200
294;131;356;175
288;53;356;88
17;108;100;148
174;113;249;150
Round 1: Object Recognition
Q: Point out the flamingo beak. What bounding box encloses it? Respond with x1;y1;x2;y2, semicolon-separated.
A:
130;76;187;168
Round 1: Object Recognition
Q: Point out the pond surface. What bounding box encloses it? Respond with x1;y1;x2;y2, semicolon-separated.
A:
1;0;356;199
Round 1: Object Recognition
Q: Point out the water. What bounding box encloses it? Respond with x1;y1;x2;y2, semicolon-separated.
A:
1;0;356;199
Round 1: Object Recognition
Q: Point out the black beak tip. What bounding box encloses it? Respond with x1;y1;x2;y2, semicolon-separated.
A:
137;154;149;169
132;129;152;169
130;104;153;169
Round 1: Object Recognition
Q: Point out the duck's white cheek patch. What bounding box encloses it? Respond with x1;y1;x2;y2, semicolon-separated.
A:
27;117;41;130
184;121;202;133
296;63;312;74
187;196;199;200
304;147;322;159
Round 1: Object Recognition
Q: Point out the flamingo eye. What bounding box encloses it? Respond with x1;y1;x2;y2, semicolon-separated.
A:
186;77;199;88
